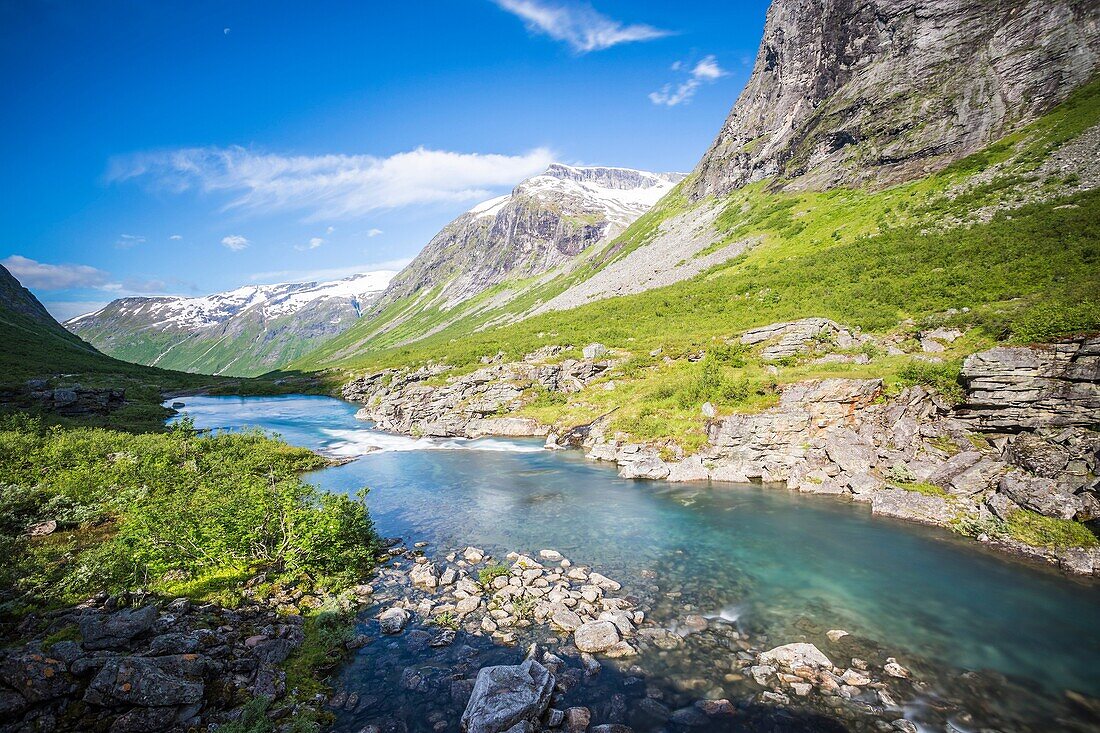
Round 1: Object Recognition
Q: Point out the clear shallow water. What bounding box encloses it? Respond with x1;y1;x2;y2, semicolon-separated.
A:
172;395;1100;718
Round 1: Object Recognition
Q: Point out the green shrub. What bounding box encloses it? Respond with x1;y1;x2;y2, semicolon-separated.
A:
478;564;509;588
896;360;965;404
1005;510;1098;549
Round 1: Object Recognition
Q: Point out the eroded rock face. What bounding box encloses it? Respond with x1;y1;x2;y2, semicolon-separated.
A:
460;659;555;733
958;337;1100;430
688;0;1100;197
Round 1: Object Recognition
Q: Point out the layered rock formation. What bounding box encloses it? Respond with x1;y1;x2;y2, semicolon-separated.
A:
688;0;1100;197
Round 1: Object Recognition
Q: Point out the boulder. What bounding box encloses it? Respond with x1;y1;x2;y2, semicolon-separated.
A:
582;343;608;360
0;651;78;702
79;606;158;650
618;456;670;480
573;621;621;653
461;659;555;733
759;643;833;670
84;655;204;707
998;471;1082;520
379;607;410;634
551;608;583;632
871;488;956;526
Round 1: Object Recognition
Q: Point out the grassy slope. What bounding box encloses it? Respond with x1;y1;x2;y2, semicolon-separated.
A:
291;78;1100;380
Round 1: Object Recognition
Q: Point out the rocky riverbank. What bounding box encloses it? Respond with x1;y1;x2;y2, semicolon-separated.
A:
340;327;1100;576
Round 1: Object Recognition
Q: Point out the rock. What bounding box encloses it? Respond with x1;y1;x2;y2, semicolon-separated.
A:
759;643;833;670
456;596;483;615
587;572;621;591
411;562;440;589
464;547;486;563
25;519;57;536
84;655;204;706
892;720;919;733
701;402;716;418
826;629;849;642
564;707;591;733
0;651;78;702
958;338;1100;430
461;659;555;733
1008;433;1071;477
999;470;1081;519
539;549;563;562
826;428;875;474
597;610;635;636
551;608;583;632
379;607;410;634
582;343;608;360
590;727;632;733
749;665;776;686
618;455;670;480
884;658;911;678
573;621;621;653
79;606;158;650
871;488;956;526
739;319;856;361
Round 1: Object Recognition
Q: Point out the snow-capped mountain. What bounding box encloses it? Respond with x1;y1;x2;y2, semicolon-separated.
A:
367;163;684;318
65;271;394;377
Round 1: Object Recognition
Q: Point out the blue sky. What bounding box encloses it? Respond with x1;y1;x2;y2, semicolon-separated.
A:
0;0;769;321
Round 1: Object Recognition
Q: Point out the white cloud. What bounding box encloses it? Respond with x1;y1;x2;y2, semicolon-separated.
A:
367;228;383;237
115;234;145;249
248;259;413;285
493;0;671;53
1;255;112;291
649;54;729;106
169;234;183;240
294;237;325;251
108;145;556;222
221;235;250;251
325;226;335;234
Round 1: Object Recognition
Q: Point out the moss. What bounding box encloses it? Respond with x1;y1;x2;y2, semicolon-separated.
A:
282;610;355;699
1005;510;1098;550
896;482;950;498
42;624;81;651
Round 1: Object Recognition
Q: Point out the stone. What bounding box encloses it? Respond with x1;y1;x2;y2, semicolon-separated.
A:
597;610;635;636
561;707;591;733
826;428;875;474
0;651;78;702
25;519;57;536
539;549;563;561
701;401;716;418
461;659;555;733
958;338;1100;430
999;470;1082;519
582;343;608;360
618;455;670;480
79;605;158;650
379;607;410;634
551;608;583;632
587;572;621;591
573;621;621;653
464;547;486;563
1009;433;1071;477
411;562;440;589
871;488;956;526
826;629;849;642
456;596;482;615
749;665;776;686
84;655;204;707
759;643;832;670
884;658;911;678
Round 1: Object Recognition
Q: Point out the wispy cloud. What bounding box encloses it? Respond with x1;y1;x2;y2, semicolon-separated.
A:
248;259;412;285
294;237;325;251
649;55;729;106
493;0;670;53
169;234;183;240
115;234;145;250
221;235;249;251
108;146;556;222
1;255;112;290
366;228;383;238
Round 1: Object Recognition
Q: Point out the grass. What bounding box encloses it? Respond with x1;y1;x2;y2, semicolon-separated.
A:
477;564;509;588
283;610;356;699
1005;509;1099;550
895;482;951;498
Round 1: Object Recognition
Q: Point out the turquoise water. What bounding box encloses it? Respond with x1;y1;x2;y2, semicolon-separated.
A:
173;395;1100;723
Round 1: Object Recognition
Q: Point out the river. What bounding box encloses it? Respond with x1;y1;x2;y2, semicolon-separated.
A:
171;394;1100;732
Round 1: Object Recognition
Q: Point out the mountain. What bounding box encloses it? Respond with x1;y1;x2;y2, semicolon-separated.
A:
688;0;1100;198
291;0;1100;378
302;164;683;362
66;271;394;377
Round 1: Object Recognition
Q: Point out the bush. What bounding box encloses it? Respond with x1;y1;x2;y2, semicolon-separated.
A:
478;564;509;588
897;360;965;404
1005;510;1098;549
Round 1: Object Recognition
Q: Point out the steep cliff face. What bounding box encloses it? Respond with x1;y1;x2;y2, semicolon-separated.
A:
688;0;1100;198
375;164;684;311
0;263;67;331
66;272;393;377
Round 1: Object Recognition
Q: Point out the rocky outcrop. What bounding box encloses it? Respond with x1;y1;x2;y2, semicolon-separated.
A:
0;593;312;732
0;380;126;417
688;0;1100;198
342;350;613;438
957;336;1100;430
739;318;865;361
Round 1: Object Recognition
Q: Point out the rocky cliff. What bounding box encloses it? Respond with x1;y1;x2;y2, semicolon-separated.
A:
688;0;1100;197
66;272;393;377
376;165;684;313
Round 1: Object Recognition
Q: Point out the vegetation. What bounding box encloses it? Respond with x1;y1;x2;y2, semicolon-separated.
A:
477;563;509;588
0;415;382;617
1005;509;1099;550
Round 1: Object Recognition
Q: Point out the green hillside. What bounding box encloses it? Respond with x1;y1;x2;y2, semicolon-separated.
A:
292;78;1100;379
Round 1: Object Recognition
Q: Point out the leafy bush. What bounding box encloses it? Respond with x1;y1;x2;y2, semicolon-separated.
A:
478;564;509;588
0;417;382;609
896;360;965;404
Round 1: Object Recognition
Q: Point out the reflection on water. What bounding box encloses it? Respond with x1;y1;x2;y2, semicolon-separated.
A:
172;395;1100;727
